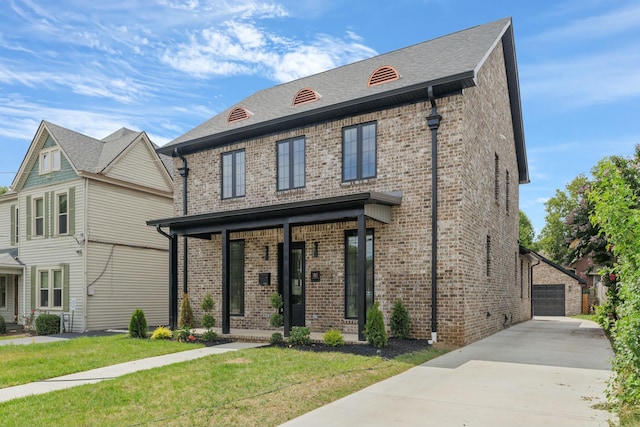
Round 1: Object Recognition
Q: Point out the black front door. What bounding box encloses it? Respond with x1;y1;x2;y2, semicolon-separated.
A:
278;242;306;327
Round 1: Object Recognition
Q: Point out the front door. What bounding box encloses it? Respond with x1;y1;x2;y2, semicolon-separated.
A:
278;243;306;327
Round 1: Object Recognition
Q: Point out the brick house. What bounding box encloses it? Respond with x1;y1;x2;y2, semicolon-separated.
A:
149;17;531;346
531;251;586;316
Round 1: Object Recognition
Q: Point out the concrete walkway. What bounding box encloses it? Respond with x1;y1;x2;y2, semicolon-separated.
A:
0;341;263;403
279;317;615;427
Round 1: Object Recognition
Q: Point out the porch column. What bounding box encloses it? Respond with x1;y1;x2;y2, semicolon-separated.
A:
357;212;367;341
169;233;178;330
221;228;230;334
283;221;291;337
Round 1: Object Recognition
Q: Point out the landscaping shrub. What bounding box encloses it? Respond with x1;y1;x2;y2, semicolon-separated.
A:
201;293;216;330
270;332;284;345
150;326;172;340
390;299;411;339
270;313;284;328
288;326;311;346
129;308;148;339
178;294;195;328
365;301;388;348
0;316;5;334
35;313;60;335
323;329;344;347
201;330;218;342
269;293;284;327
173;326;195;342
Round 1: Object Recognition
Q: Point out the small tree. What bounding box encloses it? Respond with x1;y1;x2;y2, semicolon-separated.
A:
365;301;388;348
269;292;284;328
129;308;147;339
390;299;411;339
201;293;217;342
178;294;195;329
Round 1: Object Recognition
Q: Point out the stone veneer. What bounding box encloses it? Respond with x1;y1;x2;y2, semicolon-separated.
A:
172;38;531;346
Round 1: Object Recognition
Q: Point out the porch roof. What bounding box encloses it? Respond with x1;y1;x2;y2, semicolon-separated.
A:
147;191;402;236
0;248;24;273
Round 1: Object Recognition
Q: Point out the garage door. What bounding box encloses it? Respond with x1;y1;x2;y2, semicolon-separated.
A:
532;284;565;316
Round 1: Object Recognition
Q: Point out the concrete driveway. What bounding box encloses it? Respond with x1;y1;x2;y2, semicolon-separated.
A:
280;317;615;427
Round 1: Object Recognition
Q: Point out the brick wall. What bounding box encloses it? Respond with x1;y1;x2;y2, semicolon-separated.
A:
172;38;529;346
532;262;583;316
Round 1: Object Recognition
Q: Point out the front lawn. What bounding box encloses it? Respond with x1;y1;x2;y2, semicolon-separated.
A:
0;344;448;426
0;334;203;387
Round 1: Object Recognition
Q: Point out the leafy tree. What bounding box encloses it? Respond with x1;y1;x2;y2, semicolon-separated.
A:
178;294;195;328
537;175;588;263
589;147;640;406
518;210;537;250
0;186;8;195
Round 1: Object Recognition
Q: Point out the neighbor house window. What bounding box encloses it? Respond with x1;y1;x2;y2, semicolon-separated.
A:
39;268;62;309
0;276;6;309
57;193;68;235
345;229;374;319
222;150;245;199
34;198;44;237
342;122;377;181
277;137;305;190
40;148;61;174
229;240;245;315
494;154;499;202
486;235;492;276
506;170;510;214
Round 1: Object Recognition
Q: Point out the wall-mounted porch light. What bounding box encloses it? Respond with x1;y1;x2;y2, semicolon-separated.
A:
263;245;269;260
313;241;319;257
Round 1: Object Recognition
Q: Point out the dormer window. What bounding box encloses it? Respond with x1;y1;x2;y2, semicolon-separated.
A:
40;147;61;174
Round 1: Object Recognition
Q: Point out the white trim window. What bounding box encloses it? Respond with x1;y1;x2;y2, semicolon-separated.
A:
39;268;63;309
34;197;44;237
57;192;68;235
0;276;6;309
40;147;61;174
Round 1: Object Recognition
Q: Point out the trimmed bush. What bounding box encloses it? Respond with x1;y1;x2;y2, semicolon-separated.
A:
270;313;284;328
173;326;194;342
201;330;218;342
0;316;6;334
390;299;411;339
269;293;284;327
35;314;60;335
270;332;284;345
323;329;344;347
365;301;388;348
129;308;148;339
288;326;311;346
201;293;216;330
178;294;195;329
150;326;172;340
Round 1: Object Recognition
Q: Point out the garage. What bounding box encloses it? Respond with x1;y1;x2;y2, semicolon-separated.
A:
532;284;565;316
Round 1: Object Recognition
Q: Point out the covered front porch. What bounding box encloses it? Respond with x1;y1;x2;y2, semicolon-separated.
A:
148;192;401;341
0;249;25;326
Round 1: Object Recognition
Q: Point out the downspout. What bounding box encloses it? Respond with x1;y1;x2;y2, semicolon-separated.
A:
173;148;189;295
156;225;178;329
22;264;26;326
427;86;441;343
530;258;540;317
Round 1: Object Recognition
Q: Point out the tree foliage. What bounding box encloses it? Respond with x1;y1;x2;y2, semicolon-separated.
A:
537;174;588;263
518;210;537;249
589;147;640;406
0;186;8;195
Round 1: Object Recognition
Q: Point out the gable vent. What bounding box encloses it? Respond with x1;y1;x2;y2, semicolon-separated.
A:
293;88;321;106
368;66;400;87
227;107;252;123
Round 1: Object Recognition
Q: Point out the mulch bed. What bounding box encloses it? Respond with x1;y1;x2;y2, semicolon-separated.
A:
271;338;433;359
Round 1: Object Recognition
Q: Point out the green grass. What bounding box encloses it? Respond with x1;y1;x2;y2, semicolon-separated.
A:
571;314;597;322
0;344;447;427
0;334;202;387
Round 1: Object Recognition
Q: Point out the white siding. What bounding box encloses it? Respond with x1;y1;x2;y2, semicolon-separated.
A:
0;197;17;248
105;140;172;192
86;242;168;329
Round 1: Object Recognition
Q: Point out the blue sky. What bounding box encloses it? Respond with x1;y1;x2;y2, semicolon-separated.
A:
1;0;639;235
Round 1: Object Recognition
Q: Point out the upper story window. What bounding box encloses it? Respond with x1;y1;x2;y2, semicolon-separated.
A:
40;148;61;174
277;137;305;191
34;197;44;237
342;122;377;182
494;153;499;202
57;193;68;235
222;150;245;199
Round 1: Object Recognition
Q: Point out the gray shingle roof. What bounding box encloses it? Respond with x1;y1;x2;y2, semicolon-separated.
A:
0;248;23;268
161;18;521;161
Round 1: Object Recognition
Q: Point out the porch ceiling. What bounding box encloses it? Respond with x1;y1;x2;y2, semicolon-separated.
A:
147;191;402;237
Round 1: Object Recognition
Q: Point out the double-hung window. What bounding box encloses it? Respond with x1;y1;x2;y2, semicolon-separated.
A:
344;229;374;319
34;198;44;237
40;148;61;174
39;268;62;309
342;122;377;182
57;193;68;235
0;276;6;309
222;150;245;199
277;137;305;190
229;240;245;316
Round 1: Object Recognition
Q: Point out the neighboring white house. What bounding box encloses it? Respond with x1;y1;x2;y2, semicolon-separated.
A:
0;121;173;331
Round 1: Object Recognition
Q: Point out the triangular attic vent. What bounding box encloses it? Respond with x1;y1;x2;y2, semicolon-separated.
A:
293;88;321;106
227;107;252;123
368;66;400;87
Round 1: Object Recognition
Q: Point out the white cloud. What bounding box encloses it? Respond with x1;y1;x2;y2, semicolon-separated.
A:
535;197;551;204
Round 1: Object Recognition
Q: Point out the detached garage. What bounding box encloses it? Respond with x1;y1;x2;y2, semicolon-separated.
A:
531;253;586;316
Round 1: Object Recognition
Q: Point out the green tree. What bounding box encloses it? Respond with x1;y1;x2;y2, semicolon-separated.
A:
589;147;640;406
518;210;537;249
0;186;8;195
537;175;588;263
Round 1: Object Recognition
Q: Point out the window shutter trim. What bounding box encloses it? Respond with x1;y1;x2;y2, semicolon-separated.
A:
10;204;16;246
68;187;75;235
62;263;70;312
